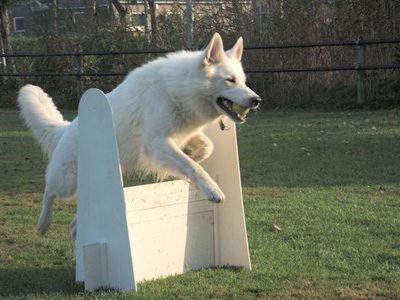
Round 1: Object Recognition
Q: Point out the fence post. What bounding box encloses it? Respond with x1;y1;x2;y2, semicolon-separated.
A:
75;53;84;101
356;36;366;106
0;37;6;82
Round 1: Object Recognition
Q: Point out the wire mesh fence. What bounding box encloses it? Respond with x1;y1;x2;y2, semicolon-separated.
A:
1;37;399;109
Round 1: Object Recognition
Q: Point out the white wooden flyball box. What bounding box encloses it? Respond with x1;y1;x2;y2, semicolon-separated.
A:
75;89;251;291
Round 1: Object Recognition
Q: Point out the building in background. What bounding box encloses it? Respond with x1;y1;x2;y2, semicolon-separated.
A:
9;0;246;36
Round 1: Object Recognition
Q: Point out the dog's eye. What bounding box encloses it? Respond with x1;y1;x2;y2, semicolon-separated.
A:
226;77;236;84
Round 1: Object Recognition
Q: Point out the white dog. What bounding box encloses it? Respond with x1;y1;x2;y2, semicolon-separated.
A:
17;33;261;238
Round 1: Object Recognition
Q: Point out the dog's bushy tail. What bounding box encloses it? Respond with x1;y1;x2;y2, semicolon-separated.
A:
17;85;70;157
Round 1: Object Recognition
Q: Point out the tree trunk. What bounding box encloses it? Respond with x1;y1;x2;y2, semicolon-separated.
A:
251;0;261;42
232;0;243;33
111;0;127;29
85;0;97;28
185;0;193;49
147;0;157;45
51;0;58;34
144;0;150;42
0;32;6;79
0;3;16;74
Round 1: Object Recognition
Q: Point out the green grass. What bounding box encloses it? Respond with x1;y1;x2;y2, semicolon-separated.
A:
1;109;399;299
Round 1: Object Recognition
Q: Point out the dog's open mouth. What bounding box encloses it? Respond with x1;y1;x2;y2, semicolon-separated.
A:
216;97;250;123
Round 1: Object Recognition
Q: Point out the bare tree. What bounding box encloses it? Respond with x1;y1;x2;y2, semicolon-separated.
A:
111;0;128;29
185;0;193;48
147;0;157;45
251;0;261;42
0;0;16;74
50;0;58;34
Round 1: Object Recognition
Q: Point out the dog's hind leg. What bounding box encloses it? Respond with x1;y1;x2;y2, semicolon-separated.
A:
183;133;214;163
37;190;56;235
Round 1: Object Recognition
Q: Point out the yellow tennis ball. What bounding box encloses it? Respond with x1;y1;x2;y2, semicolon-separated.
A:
232;103;250;115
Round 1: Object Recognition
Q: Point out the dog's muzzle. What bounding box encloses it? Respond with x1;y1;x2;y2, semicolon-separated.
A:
216;96;262;124
250;96;262;110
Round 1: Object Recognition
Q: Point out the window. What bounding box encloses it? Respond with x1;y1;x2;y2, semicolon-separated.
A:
13;17;25;32
131;12;146;27
73;11;85;25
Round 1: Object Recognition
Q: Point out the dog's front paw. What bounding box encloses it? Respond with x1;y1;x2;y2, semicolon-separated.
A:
196;175;225;203
204;184;225;203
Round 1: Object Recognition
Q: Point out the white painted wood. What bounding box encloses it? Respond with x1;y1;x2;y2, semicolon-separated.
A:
124;180;215;282
83;243;108;291
76;89;136;291
76;89;251;292
203;121;252;270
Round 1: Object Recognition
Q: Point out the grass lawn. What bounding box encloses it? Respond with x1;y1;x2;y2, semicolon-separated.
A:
0;109;399;299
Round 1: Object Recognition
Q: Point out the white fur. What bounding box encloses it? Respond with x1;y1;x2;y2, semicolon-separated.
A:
17;85;70;157
17;33;261;237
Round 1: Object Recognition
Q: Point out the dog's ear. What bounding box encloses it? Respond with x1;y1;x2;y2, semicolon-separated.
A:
204;33;225;66
226;37;243;61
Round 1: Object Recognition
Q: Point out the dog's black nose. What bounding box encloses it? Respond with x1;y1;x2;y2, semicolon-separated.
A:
251;96;262;108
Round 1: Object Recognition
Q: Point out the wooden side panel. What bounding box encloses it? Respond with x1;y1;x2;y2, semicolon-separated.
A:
83;243;108;291
76;89;136;291
124;180;215;282
202;120;251;270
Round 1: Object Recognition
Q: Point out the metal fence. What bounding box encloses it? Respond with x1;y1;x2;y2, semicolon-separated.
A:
1;37;399;106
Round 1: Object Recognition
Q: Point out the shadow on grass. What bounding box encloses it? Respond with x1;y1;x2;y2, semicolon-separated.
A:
0;266;83;297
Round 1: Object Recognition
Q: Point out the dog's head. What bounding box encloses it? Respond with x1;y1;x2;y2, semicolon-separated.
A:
203;33;261;124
